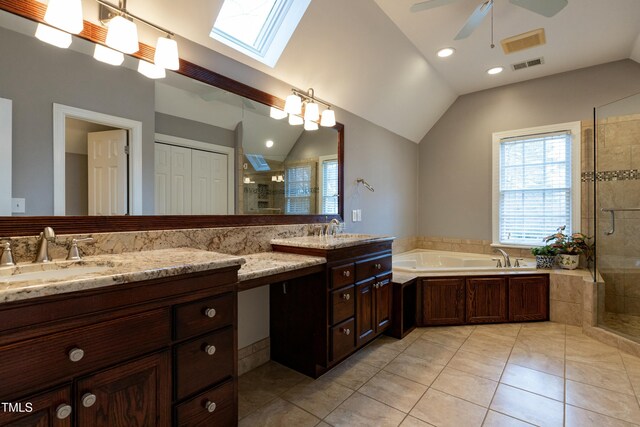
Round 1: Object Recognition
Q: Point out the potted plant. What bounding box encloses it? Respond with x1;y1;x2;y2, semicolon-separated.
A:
543;226;590;270
531;245;557;269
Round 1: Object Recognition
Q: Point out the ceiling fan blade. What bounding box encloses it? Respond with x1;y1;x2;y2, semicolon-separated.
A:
454;0;493;40
509;0;568;17
410;0;461;13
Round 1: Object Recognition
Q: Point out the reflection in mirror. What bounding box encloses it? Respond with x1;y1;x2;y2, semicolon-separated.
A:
0;9;340;217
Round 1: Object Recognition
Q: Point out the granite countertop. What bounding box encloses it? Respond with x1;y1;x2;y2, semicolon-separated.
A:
238;252;326;282
0;248;244;303
271;234;395;250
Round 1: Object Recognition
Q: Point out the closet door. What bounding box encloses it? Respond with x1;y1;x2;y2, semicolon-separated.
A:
211;152;228;214
169;146;192;215
191;150;214;215
154;144;171;215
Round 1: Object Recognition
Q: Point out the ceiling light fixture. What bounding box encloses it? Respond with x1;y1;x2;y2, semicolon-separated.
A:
93;44;125;65
487;66;504;75
266;140;274;148
154;36;179;70
270;107;288;120
35;23;72;48
137;60;166;79
282;88;336;130
105;15;139;54
437;47;455;58
44;0;84;34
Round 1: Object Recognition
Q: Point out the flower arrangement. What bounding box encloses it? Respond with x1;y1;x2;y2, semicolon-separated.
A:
543;225;590;255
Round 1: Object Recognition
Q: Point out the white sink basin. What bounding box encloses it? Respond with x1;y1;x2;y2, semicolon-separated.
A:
0;261;115;284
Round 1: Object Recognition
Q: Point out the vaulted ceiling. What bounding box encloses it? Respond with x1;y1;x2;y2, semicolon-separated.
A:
38;0;640;143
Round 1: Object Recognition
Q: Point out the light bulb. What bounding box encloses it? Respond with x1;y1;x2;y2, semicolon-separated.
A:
93;44;124;66
304;120;319;131
154;37;179;71
437;47;455;58
304;101;319;122
284;94;302;115
288;114;303;126
320;109;336;127
138;60;166;79
270;107;287;120
106;16;139;54
266;140;274;148
44;0;83;34
487;66;504;75
272;176;277;181
35;23;72;48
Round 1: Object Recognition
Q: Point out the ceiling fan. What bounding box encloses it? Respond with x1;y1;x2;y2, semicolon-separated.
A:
410;0;568;40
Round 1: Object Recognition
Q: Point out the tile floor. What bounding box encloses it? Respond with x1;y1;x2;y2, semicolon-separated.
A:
238;322;640;426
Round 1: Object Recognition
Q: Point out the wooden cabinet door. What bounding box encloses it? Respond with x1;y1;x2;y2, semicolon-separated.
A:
509;276;549;321
374;275;392;333
420;278;465;325
356;277;376;346
466;277;507;323
76;352;171;427
0;387;72;427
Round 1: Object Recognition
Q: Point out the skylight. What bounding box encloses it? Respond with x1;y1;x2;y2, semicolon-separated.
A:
210;0;311;67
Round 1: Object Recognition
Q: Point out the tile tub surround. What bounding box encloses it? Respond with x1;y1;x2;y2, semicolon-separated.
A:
238;322;640;426
0;248;244;303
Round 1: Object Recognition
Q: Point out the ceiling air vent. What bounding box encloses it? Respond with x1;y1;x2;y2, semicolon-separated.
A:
501;28;546;54
511;57;545;71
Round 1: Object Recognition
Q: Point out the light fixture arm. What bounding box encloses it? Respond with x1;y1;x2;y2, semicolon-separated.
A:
291;88;332;110
96;0;174;37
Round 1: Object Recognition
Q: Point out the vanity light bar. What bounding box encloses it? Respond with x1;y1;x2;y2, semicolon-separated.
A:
283;88;336;129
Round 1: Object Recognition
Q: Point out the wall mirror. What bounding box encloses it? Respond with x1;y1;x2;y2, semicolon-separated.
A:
0;2;343;235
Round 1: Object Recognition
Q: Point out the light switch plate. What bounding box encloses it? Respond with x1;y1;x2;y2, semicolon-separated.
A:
356;209;362;221
11;198;25;214
352;210;358;222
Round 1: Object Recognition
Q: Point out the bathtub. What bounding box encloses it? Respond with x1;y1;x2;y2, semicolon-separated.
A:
393;249;536;274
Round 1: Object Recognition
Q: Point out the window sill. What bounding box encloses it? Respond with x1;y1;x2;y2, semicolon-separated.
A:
490;243;535;250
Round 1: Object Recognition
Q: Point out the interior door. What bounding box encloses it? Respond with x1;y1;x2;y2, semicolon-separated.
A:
154;144;171;215
191;150;214;215
169;145;192;215
211;152;228;214
87;130;128;215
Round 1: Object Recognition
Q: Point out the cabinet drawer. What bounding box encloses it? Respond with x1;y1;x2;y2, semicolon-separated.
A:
174;293;234;341
331;285;355;325
175;326;234;400
175;380;235;427
331;263;355;289
331;317;356;361
0;309;170;400
355;255;391;282
0;386;72;426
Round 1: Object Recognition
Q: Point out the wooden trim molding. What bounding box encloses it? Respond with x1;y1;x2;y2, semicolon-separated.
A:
0;0;345;236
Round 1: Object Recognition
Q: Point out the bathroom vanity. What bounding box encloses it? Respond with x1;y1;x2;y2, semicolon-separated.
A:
0;249;243;427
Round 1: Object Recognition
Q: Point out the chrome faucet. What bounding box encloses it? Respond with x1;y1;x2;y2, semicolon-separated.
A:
327;219;341;236
493;248;511;268
66;237;94;261
0;241;15;266
34;227;56;263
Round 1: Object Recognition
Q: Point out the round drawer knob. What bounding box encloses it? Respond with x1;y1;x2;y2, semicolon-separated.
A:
342;270;350;277
204;308;217;318
342;328;351;336
341;293;350;301
375;263;382;270
204;400;217;413
68;347;85;362
81;393;96;408
56;404;72;420
204;344;216;356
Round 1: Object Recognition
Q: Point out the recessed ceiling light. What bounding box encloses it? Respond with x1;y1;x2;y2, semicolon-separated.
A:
487;66;504;75
266;140;274;148
437;47;455;58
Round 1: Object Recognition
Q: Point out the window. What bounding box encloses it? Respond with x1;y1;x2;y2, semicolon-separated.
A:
285;163;312;214
318;155;338;215
492;122;581;247
210;0;311;67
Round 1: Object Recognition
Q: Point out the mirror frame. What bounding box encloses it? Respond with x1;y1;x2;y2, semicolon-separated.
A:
0;0;343;236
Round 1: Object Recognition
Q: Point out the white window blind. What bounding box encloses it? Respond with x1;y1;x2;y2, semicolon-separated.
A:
321;158;338;214
285;164;311;214
498;130;573;245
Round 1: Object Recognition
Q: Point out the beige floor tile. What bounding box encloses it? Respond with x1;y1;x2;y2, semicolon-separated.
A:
566;360;635;395
431;367;498;407
400;415;435;426
500;364;565;401
239;361;307;395
238;398;320;427
238;386;277;420
469;330;518;346
404;339;458;365
420;327;471;348
482;410;534;426
565;325;584;336
410;388;487;427
565;340;626;371
566;379;640;424
325;392;407;427
384;353;445;386
490;384;564;427
459;336;514;362
565;404;639;427
350;343;401;369
375;333;421;352
474;323;523;338
359;370;428;413
322;358;380;390
447;350;506;381
281;377;353;418
514;335;565;360
519;322;566;335
316;422;332;427
508;346;565;377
